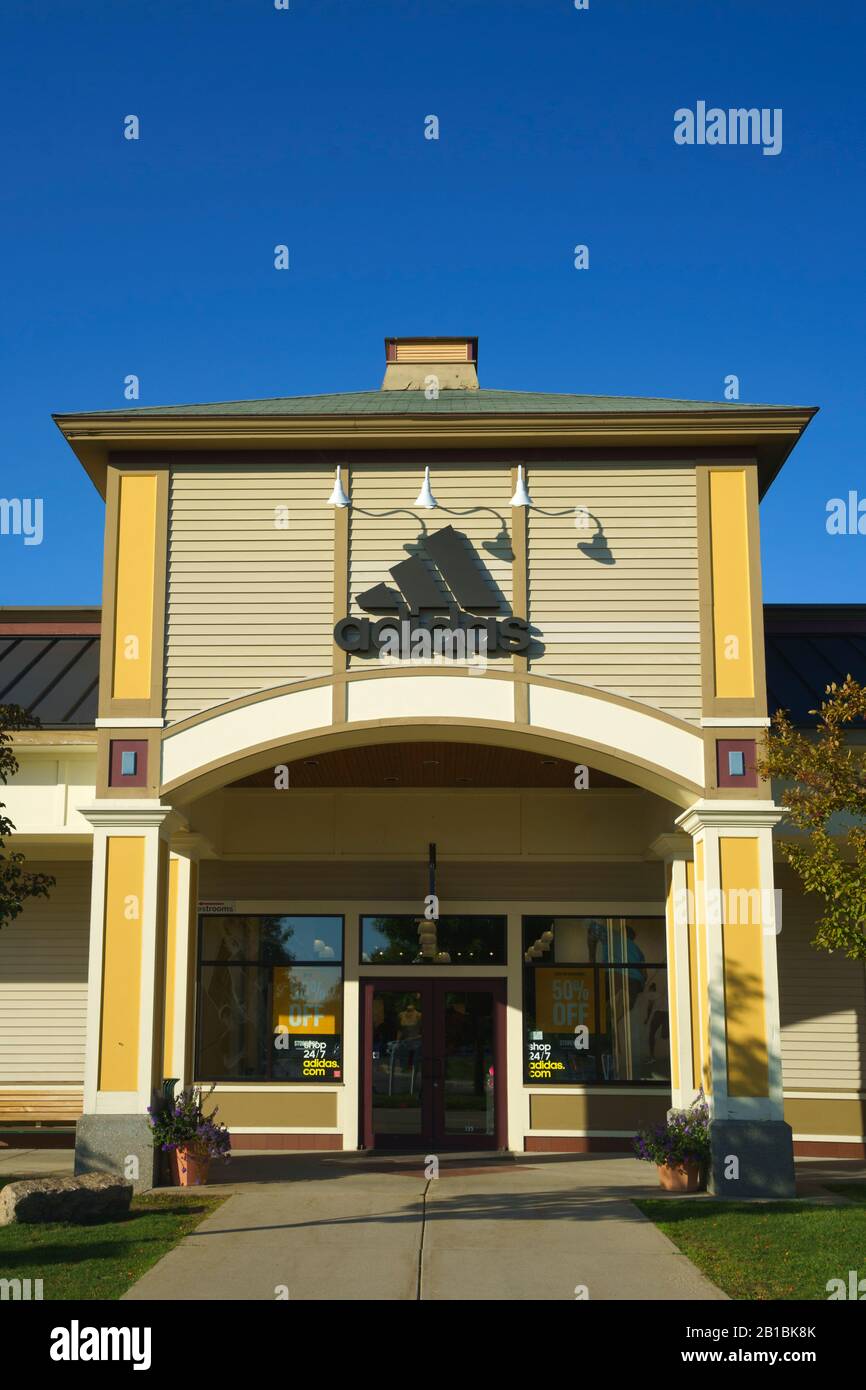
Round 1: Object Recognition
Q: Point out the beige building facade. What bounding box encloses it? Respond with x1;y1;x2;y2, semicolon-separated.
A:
1;337;864;1193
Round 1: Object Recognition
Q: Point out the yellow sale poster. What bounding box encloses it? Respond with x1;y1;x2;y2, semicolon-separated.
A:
535;968;605;1033
272;967;341;1035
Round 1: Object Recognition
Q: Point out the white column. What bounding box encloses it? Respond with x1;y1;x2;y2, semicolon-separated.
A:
652;834;699;1111
668;802;794;1196
342;911;359;1150
76;802;179;1191
164;833;205;1091
80;803;175;1115
676;802;785;1124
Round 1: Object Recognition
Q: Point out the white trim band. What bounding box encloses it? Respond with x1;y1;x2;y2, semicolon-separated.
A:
700;717;771;728
96;718;165;728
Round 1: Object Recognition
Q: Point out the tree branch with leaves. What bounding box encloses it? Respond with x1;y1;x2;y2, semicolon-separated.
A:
0;703;55;930
758;675;866;960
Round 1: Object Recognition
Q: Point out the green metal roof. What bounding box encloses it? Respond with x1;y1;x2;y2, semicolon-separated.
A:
64;388;795;418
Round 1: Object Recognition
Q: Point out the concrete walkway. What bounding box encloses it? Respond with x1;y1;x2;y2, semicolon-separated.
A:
0;1146;74;1178
122;1152;728;1302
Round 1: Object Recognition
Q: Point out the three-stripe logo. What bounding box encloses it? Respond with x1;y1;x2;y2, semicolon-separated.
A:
333;525;531;656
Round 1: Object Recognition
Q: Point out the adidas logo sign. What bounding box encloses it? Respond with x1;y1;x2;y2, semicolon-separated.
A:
333;525;530;658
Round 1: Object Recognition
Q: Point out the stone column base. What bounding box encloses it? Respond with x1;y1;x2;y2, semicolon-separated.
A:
708;1119;795;1198
74;1114;158;1193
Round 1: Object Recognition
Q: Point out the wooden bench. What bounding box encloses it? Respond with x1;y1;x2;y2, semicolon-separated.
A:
0;1089;84;1128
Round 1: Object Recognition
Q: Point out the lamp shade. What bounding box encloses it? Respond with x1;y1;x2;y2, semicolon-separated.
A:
414;465;438;509
327;466;350;508
510;465;533;507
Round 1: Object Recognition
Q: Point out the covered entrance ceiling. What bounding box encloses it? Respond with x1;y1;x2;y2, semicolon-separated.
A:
228;741;631;790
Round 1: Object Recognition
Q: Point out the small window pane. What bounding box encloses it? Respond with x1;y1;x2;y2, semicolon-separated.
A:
198;964;268;1079
361;915;506;965
600;966;670;1081
261;916;343;964
523;916;665;965
586;918;663;970
201;916;262;962
361;917;419;964
201;915;343;963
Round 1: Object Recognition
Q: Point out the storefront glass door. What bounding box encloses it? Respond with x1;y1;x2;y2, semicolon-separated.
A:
368;987;430;1144
440;989;496;1140
362;979;505;1150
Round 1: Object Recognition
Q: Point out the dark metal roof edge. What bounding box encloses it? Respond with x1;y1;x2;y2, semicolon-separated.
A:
3;600;862;631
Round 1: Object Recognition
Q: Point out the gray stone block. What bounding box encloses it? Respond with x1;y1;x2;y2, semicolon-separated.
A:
75;1114;158;1193
708;1119;796;1198
0;1173;133;1225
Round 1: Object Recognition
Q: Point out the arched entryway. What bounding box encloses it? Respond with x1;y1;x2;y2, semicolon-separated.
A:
166;715;686;1157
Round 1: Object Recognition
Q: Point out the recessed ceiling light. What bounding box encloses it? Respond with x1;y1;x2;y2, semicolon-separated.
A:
384;776;399;784
456;777;473;784
422;759;440;767
304;760;320;768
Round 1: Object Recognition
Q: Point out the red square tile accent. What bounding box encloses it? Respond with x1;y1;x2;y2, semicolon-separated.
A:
109;739;149;788
716;738;758;788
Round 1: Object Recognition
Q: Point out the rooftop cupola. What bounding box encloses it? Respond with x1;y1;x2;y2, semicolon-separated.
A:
381;336;479;391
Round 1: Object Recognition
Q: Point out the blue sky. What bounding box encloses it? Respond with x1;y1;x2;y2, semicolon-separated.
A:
1;0;864;604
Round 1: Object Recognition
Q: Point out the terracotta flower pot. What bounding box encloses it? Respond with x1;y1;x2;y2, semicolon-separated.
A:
657;1159;704;1193
173;1145;211;1187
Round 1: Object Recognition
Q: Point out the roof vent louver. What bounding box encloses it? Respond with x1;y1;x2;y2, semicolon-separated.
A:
381;337;479;391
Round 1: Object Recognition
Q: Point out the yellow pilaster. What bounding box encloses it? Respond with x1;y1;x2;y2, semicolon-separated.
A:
112;474;158;701
98;836;145;1092
82;805;174;1113
676;802;784;1122
708;468;755;700
719;835;771;1097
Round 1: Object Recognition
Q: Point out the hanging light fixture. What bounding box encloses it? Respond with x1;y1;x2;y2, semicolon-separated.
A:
414;465;438;509
510;464;533;508
327;466;349;508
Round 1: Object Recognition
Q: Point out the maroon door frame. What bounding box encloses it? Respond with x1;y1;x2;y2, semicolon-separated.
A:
360;978;508;1151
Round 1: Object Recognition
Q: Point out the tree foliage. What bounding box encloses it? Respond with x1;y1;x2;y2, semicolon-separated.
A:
0;703;55;930
758;675;866;960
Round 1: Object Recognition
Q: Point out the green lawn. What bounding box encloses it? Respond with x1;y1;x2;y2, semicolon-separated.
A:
636;1192;866;1300
0;1176;225;1300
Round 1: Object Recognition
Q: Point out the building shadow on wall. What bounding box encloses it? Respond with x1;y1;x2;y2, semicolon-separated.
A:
576;513;615;565
773;864;866;1144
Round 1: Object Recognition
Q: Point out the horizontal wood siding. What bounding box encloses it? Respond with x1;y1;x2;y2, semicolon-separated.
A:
0;1089;83;1122
527;464;701;721
777;865;866;1091
395;343;469;362
165;465;335;721
0;862;91;1084
347;463;513;666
